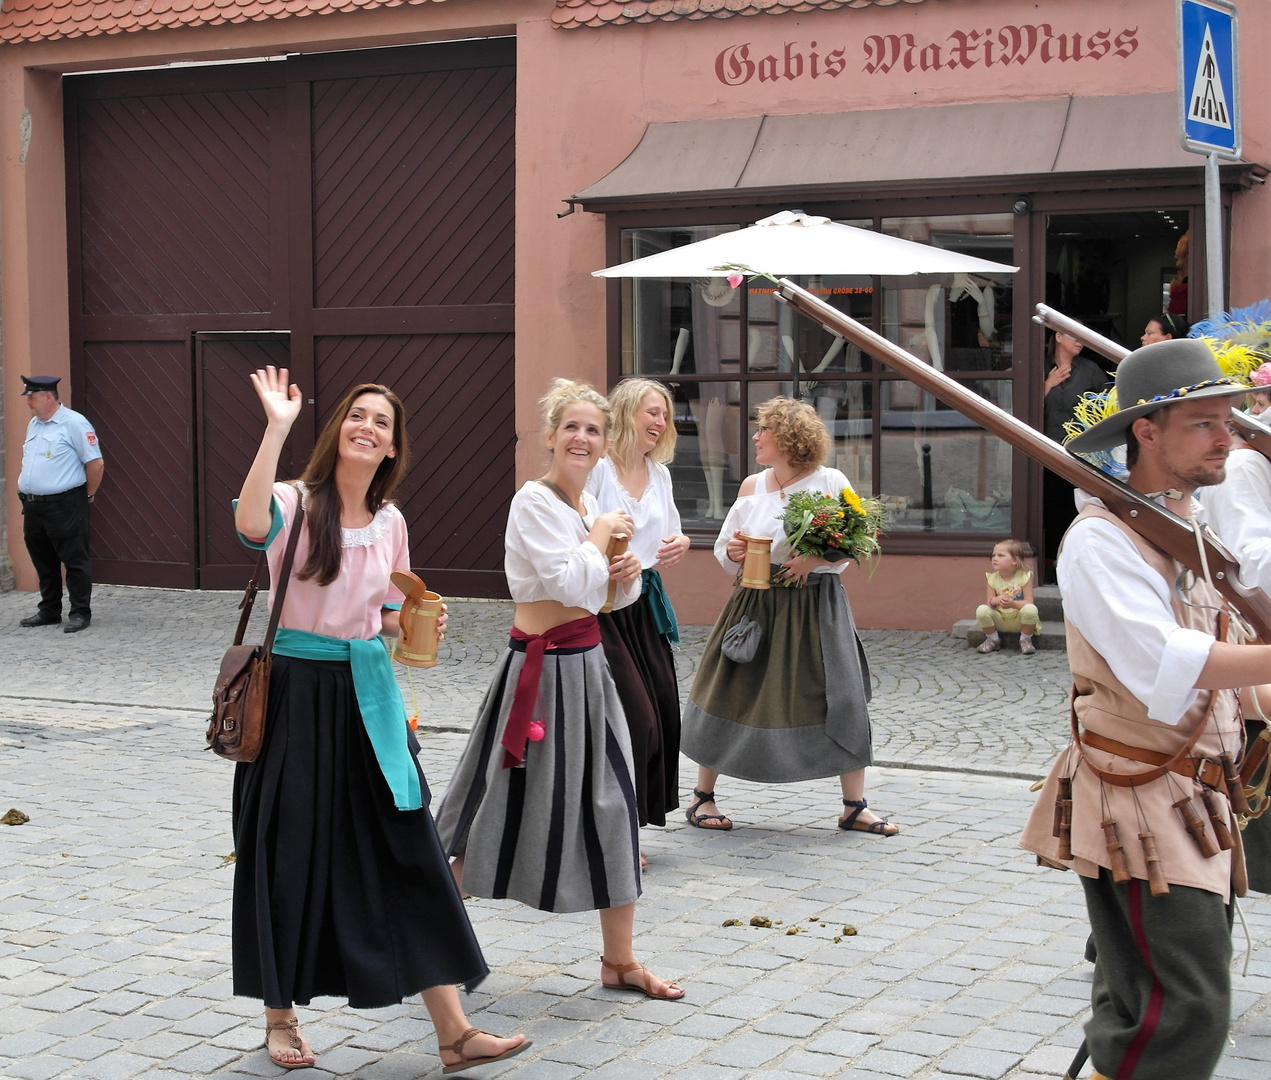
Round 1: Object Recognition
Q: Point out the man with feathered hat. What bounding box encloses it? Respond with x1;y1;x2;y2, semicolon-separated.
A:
1021;338;1271;1080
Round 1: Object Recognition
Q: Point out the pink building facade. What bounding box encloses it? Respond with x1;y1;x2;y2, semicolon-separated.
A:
0;0;1266;626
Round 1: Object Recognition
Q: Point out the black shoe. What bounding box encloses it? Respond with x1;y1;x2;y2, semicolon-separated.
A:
64;615;91;634
19;613;60;627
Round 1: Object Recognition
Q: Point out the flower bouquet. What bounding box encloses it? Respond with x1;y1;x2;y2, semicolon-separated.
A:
777;487;885;584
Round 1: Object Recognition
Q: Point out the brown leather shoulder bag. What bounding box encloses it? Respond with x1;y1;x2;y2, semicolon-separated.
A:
206;500;305;762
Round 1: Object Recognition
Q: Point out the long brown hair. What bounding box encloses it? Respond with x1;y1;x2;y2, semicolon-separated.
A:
295;383;410;586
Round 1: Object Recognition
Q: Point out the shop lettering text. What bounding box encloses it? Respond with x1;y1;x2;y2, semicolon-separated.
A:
714;25;1139;85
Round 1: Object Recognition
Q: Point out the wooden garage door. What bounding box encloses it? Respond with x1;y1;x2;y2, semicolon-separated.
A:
65;40;515;595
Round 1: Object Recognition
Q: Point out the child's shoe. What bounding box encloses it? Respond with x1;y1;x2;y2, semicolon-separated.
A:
976;635;1001;653
1020;635;1037;655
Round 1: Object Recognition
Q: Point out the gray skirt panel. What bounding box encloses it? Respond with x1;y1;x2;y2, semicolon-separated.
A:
682;574;873;783
435;642;642;914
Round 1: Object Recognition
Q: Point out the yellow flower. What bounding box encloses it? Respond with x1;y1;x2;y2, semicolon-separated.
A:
841;488;863;514
836;511;845;518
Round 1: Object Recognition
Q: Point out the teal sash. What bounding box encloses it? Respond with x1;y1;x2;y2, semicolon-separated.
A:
642;568;679;644
272;628;422;811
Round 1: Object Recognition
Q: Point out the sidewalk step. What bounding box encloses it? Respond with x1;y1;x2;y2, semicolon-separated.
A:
951;618;1066;652
1033;585;1064;625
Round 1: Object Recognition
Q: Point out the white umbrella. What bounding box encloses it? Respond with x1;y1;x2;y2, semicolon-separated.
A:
593;210;1018;279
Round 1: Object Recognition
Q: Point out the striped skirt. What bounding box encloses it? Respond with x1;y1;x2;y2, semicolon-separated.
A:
434;638;642;914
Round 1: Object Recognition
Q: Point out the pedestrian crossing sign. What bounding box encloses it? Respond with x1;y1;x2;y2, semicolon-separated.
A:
1178;0;1240;158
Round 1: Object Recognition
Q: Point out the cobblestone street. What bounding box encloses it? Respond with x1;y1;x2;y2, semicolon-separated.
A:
2;586;1270;1080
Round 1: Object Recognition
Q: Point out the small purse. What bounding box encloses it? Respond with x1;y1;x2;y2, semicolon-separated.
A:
721;615;762;664
206;501;304;762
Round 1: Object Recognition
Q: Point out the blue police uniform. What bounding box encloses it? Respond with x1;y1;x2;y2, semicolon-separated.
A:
18;376;103;628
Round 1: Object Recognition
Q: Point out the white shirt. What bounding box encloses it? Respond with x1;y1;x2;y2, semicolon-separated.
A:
1058;491;1215;725
1198;447;1271;593
504;481;640;612
713;466;853;576
585;456;683;569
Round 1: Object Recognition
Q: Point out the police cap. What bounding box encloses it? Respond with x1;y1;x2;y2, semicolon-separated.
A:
21;375;60;396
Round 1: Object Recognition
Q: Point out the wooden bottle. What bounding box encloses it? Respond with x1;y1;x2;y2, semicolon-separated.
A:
1221;753;1251;816
1174;795;1221;858
1201;790;1234;851
1138;831;1170;896
1101;818;1131;883
1056;778;1073;861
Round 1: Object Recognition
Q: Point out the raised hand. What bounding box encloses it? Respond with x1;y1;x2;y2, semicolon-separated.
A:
249;366;303;431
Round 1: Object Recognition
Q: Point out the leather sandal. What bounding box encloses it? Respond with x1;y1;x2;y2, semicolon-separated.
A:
439;1028;532;1074
685;788;733;830
839;798;899;836
264;1018;315;1070
600;956;686;1000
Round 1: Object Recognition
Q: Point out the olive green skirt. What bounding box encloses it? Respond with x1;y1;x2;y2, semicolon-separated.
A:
681;571;873;783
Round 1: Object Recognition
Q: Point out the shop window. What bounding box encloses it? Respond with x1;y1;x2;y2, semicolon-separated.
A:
619;216;1015;540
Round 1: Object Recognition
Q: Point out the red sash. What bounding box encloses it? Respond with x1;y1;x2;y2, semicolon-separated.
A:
502;615;601;768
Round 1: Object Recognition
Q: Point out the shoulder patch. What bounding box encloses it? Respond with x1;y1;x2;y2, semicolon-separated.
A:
86;432;97;445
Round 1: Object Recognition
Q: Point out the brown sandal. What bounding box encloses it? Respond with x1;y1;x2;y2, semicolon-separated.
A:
600;956;686;1000
439;1027;531;1074
264;1017;315;1070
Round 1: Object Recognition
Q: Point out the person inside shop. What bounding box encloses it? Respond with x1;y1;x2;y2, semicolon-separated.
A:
1042;331;1112;568
1022;337;1266;1080
1140;312;1189;346
16;374;104;633
232;367;528;1073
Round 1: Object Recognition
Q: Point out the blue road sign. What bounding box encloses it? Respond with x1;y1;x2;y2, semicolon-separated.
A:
1178;0;1240;158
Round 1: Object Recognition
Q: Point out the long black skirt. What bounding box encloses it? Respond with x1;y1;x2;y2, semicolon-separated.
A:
232;655;488;1009
599;596;680;827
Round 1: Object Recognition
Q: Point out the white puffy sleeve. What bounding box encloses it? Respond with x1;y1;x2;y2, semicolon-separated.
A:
506;485;612;611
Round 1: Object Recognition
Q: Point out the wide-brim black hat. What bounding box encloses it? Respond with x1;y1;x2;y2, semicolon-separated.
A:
1066;338;1248;453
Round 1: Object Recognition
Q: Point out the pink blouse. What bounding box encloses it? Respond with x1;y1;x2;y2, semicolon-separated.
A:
259;482;409;641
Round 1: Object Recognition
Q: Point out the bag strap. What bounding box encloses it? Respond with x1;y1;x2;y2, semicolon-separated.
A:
231;549;268;647
536;478;582;517
231;498;306;650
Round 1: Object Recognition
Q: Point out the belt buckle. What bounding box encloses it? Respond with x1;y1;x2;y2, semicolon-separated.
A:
1195;756;1219;787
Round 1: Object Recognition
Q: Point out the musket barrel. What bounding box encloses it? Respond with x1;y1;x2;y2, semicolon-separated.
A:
773;278;1271;640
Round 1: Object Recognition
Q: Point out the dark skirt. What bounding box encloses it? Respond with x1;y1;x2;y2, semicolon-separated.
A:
599;594;681;827
434;639;642;914
681;572;873;783
232;655;488;1010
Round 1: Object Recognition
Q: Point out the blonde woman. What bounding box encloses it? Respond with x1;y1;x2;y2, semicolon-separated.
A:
681;398;897;836
587;378;688;834
436;379;685;1001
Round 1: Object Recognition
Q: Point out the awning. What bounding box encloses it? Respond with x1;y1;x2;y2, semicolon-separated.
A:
572;94;1260;209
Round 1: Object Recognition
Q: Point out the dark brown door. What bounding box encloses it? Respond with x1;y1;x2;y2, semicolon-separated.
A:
196;334;295;590
65;40;515;594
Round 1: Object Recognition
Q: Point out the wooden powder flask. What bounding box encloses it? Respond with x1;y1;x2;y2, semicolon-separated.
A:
740;535;774;590
1174;796;1221;859
600;533;630;614
1056;778;1074;861
389;569;443;669
1101;818;1131;884
1221;753;1252;816
1201;790;1235;851
1138;831;1170;896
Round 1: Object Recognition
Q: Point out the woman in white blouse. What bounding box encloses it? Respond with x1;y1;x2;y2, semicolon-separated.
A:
436;379;686;1000
681;397;898;836
587;379;689;838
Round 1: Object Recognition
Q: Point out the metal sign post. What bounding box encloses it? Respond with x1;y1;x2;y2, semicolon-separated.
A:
1178;0;1240;320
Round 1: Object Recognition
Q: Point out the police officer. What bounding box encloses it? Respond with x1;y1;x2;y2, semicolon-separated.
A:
17;375;104;632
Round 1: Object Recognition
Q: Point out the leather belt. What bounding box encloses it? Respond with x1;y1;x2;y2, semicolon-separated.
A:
1080;729;1225;789
18;485;85;503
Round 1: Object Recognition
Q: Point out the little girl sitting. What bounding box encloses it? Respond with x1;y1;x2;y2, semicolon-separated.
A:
975;539;1040;655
